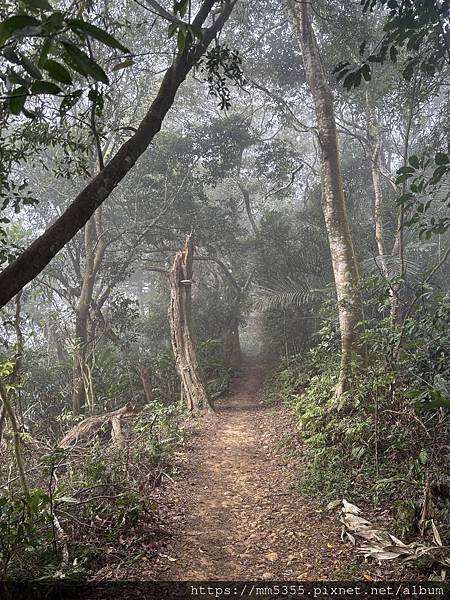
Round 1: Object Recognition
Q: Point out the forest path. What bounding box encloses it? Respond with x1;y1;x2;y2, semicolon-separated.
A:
151;361;353;580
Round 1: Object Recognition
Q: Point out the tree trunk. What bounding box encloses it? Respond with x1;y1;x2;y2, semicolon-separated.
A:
365;91;388;278
0;382;29;496
223;313;242;368
136;269;145;316
139;366;154;403
286;0;367;394
0;405;6;446
168;234;212;412
366;92;404;322
72;212;107;415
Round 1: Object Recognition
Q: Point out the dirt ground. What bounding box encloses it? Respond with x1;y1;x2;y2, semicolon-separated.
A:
92;361;418;582
144;362;409;581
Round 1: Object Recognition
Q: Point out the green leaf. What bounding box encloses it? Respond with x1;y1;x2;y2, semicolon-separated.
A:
167;22;178;38
343;73;355;91
435;152;449;165
397;165;415;174
30;79;62;94
396;173;412;183
37;37;51;67
8;71;29;86
59;89;82;115
20;55;43;79
188;24;203;40
8;86;28;115
88;88;104;115
361;63;371;81
61;42;109;84
22;106;36;119
389;44;398;63
431;165;448;183
42;59;72;84
174;0;189;18
177;27;186;52
21;0;52;9
66;19;130;53
408;155;420;169
3;46;22;65
0;15;41;45
112;58;134;71
397;192;414;205
44;10;64;33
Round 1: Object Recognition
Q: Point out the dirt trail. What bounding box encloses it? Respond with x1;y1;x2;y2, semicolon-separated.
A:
151;361;354;580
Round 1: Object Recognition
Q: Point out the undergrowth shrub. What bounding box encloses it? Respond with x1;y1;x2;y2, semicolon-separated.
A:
0;331;236;581
0;396;187;580
265;288;450;544
198;339;234;399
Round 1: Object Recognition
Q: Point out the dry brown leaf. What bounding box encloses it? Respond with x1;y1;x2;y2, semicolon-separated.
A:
431;519;443;546
266;552;279;562
387;533;410;548
342;499;362;515
339;498;449;568
363;550;404;560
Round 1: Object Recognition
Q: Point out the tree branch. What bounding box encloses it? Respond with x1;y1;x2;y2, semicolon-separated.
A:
0;0;237;308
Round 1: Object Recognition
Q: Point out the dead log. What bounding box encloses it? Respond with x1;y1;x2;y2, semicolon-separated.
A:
59;403;140;449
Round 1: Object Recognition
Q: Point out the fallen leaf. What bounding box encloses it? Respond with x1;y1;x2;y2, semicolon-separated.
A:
431;519;443;546
266;552;278;562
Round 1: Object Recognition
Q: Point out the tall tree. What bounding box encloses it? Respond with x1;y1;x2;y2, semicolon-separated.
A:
286;0;367;393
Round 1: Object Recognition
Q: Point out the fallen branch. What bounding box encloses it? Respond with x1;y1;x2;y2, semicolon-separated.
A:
58;404;140;449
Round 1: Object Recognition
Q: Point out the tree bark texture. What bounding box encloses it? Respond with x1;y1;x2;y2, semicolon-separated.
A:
286;0;367;393
0;0;236;309
168;234;212;412
365;92;388;278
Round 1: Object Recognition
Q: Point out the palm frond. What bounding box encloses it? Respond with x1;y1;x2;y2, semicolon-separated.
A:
362;255;422;278
253;277;329;311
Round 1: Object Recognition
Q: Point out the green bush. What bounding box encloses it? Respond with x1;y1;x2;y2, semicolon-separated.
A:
266;290;450;539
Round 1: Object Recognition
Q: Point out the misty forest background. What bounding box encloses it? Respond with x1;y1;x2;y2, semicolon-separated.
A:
0;0;449;583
